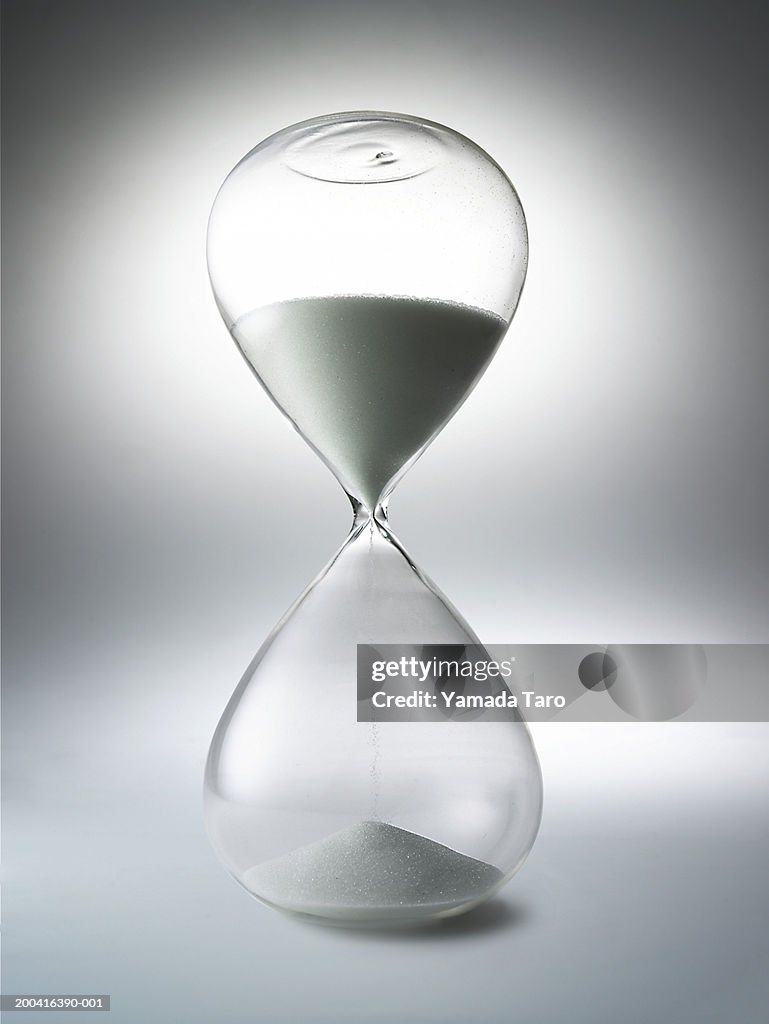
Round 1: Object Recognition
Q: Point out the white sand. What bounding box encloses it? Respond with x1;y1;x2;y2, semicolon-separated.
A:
244;820;503;922
233;295;505;509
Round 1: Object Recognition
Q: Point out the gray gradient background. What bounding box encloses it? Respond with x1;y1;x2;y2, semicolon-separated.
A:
2;1;768;1021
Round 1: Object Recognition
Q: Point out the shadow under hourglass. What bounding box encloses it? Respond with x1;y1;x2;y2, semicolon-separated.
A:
287;897;532;943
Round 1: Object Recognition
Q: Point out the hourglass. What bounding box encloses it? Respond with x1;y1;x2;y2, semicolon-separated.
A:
204;111;543;924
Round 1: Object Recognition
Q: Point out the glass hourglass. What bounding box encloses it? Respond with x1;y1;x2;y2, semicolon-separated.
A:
204;111;543;925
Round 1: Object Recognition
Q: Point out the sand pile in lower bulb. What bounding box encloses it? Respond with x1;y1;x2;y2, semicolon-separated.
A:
245;820;503;921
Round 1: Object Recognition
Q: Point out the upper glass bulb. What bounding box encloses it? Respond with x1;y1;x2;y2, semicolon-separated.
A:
207;110;528;511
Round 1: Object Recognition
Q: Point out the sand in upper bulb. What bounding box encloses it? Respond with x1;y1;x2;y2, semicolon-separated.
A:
232;295;507;509
243;820;503;923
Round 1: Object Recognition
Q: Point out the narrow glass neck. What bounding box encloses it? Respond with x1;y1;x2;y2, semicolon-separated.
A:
350;495;390;532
